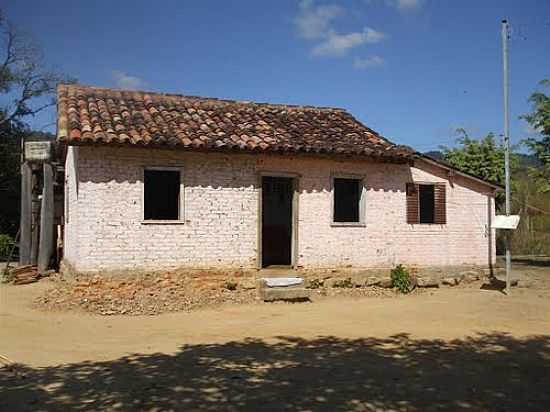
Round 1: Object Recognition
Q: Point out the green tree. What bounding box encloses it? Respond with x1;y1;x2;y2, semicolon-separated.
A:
522;80;550;192
0;9;69;128
0;118;23;236
441;129;512;183
0;8;69;239
440;129;519;209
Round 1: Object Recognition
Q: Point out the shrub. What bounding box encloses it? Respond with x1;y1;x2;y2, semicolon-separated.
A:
333;278;354;288
0;234;15;261
306;278;323;289
223;280;238;291
390;264;413;294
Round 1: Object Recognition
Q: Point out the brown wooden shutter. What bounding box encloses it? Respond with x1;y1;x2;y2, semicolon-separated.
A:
406;183;419;224
434;183;447;224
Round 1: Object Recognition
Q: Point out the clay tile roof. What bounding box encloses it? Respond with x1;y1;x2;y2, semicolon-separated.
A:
57;84;414;160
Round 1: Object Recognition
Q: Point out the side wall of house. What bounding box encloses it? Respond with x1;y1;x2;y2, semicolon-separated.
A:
62;146;80;267
65;146;496;273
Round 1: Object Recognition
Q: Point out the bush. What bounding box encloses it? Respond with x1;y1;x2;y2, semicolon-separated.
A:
306;278;323;289
0;234;15;261
390;264;413;294
333;278;354;288
223;280;238;291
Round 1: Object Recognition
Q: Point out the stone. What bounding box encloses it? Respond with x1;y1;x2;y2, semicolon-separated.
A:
366;276;380;287
324;278;339;288
417;276;439;288
259;288;312;302
461;271;480;283
350;274;368;288
378;277;393;288
442;277;459;286
239;278;256;290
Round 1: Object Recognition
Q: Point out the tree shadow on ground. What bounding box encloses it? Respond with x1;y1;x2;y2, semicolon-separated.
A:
1;333;549;411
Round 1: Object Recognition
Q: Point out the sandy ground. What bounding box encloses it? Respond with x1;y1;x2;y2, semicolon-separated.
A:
1;262;550;411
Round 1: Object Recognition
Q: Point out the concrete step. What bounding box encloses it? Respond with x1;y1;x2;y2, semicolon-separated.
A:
258;267;299;278
259;287;312;302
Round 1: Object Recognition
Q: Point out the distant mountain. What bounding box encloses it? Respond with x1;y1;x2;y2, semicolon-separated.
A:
423;151;444;161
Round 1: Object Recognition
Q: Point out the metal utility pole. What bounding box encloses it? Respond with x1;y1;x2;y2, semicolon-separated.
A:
501;19;512;294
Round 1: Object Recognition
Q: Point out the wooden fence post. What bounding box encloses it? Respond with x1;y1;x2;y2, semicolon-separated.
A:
38;162;54;273
19;162;32;265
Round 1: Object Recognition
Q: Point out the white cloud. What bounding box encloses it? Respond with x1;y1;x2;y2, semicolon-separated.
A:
311;27;385;57
353;55;385;69
385;0;423;11
112;70;145;90
295;0;343;39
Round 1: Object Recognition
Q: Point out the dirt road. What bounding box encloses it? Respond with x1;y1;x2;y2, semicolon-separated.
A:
1;263;550;411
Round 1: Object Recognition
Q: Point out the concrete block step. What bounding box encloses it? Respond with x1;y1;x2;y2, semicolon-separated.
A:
259;287;312;302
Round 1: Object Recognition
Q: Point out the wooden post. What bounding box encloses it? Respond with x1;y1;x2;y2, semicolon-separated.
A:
31;170;40;265
38;162;54;273
19;161;32;265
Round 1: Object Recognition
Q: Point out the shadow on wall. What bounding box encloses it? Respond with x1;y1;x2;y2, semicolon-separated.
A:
74;146;417;193
2;333;549;411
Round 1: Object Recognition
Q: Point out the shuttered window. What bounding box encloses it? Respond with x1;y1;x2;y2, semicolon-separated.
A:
406;183;446;225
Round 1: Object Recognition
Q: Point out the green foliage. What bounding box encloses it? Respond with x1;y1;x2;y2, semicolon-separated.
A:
332;278;354;288
306;278;323;289
441;129;519;208
0;234;15;260
390;264;412;294
0;121;23;236
223;280;238;291
441;129;515;186
522;80;550;193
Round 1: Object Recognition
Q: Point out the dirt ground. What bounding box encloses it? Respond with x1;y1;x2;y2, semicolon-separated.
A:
1;260;550;411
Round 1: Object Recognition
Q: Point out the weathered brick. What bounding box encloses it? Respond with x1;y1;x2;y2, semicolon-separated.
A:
63;146;496;274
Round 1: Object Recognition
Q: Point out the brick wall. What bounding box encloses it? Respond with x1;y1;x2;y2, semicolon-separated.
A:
63;146;496;273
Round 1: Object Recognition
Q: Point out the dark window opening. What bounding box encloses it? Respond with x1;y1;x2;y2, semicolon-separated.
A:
419;184;435;224
333;178;361;223
144;170;180;220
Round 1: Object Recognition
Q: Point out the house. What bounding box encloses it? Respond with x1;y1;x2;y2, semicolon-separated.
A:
57;84;500;275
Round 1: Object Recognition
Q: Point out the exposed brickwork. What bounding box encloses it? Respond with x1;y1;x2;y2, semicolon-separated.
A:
63;146;496;273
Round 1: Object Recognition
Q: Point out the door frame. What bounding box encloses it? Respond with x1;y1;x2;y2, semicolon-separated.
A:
257;171;300;269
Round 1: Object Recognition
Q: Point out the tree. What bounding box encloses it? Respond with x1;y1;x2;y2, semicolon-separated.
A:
522;80;550;192
441;128;512;182
0;118;24;236
0;9;69;128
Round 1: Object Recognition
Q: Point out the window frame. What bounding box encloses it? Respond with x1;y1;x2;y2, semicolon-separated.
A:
330;173;366;227
141;166;185;224
406;181;447;225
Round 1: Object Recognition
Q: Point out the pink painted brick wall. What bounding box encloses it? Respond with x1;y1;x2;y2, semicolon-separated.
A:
63;146;496;273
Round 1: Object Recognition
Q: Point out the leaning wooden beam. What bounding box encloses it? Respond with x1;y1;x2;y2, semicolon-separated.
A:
38;163;54;273
19;162;32;265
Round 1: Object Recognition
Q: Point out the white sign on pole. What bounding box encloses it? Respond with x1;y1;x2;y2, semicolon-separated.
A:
24;141;52;162
493;215;520;230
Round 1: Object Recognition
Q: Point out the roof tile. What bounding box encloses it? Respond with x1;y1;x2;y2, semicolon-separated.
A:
57;84;414;160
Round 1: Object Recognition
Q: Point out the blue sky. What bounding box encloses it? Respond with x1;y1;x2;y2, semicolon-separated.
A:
3;0;549;151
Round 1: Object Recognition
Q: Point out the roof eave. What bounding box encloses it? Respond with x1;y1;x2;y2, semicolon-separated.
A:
415;153;504;191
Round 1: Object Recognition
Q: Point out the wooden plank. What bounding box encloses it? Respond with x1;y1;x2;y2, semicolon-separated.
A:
406;183;419;224
434;183;447;224
38;163;54;273
19;162;32;265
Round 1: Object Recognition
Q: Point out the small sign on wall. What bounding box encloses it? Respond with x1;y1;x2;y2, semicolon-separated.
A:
493;215;520;230
24;141;51;162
